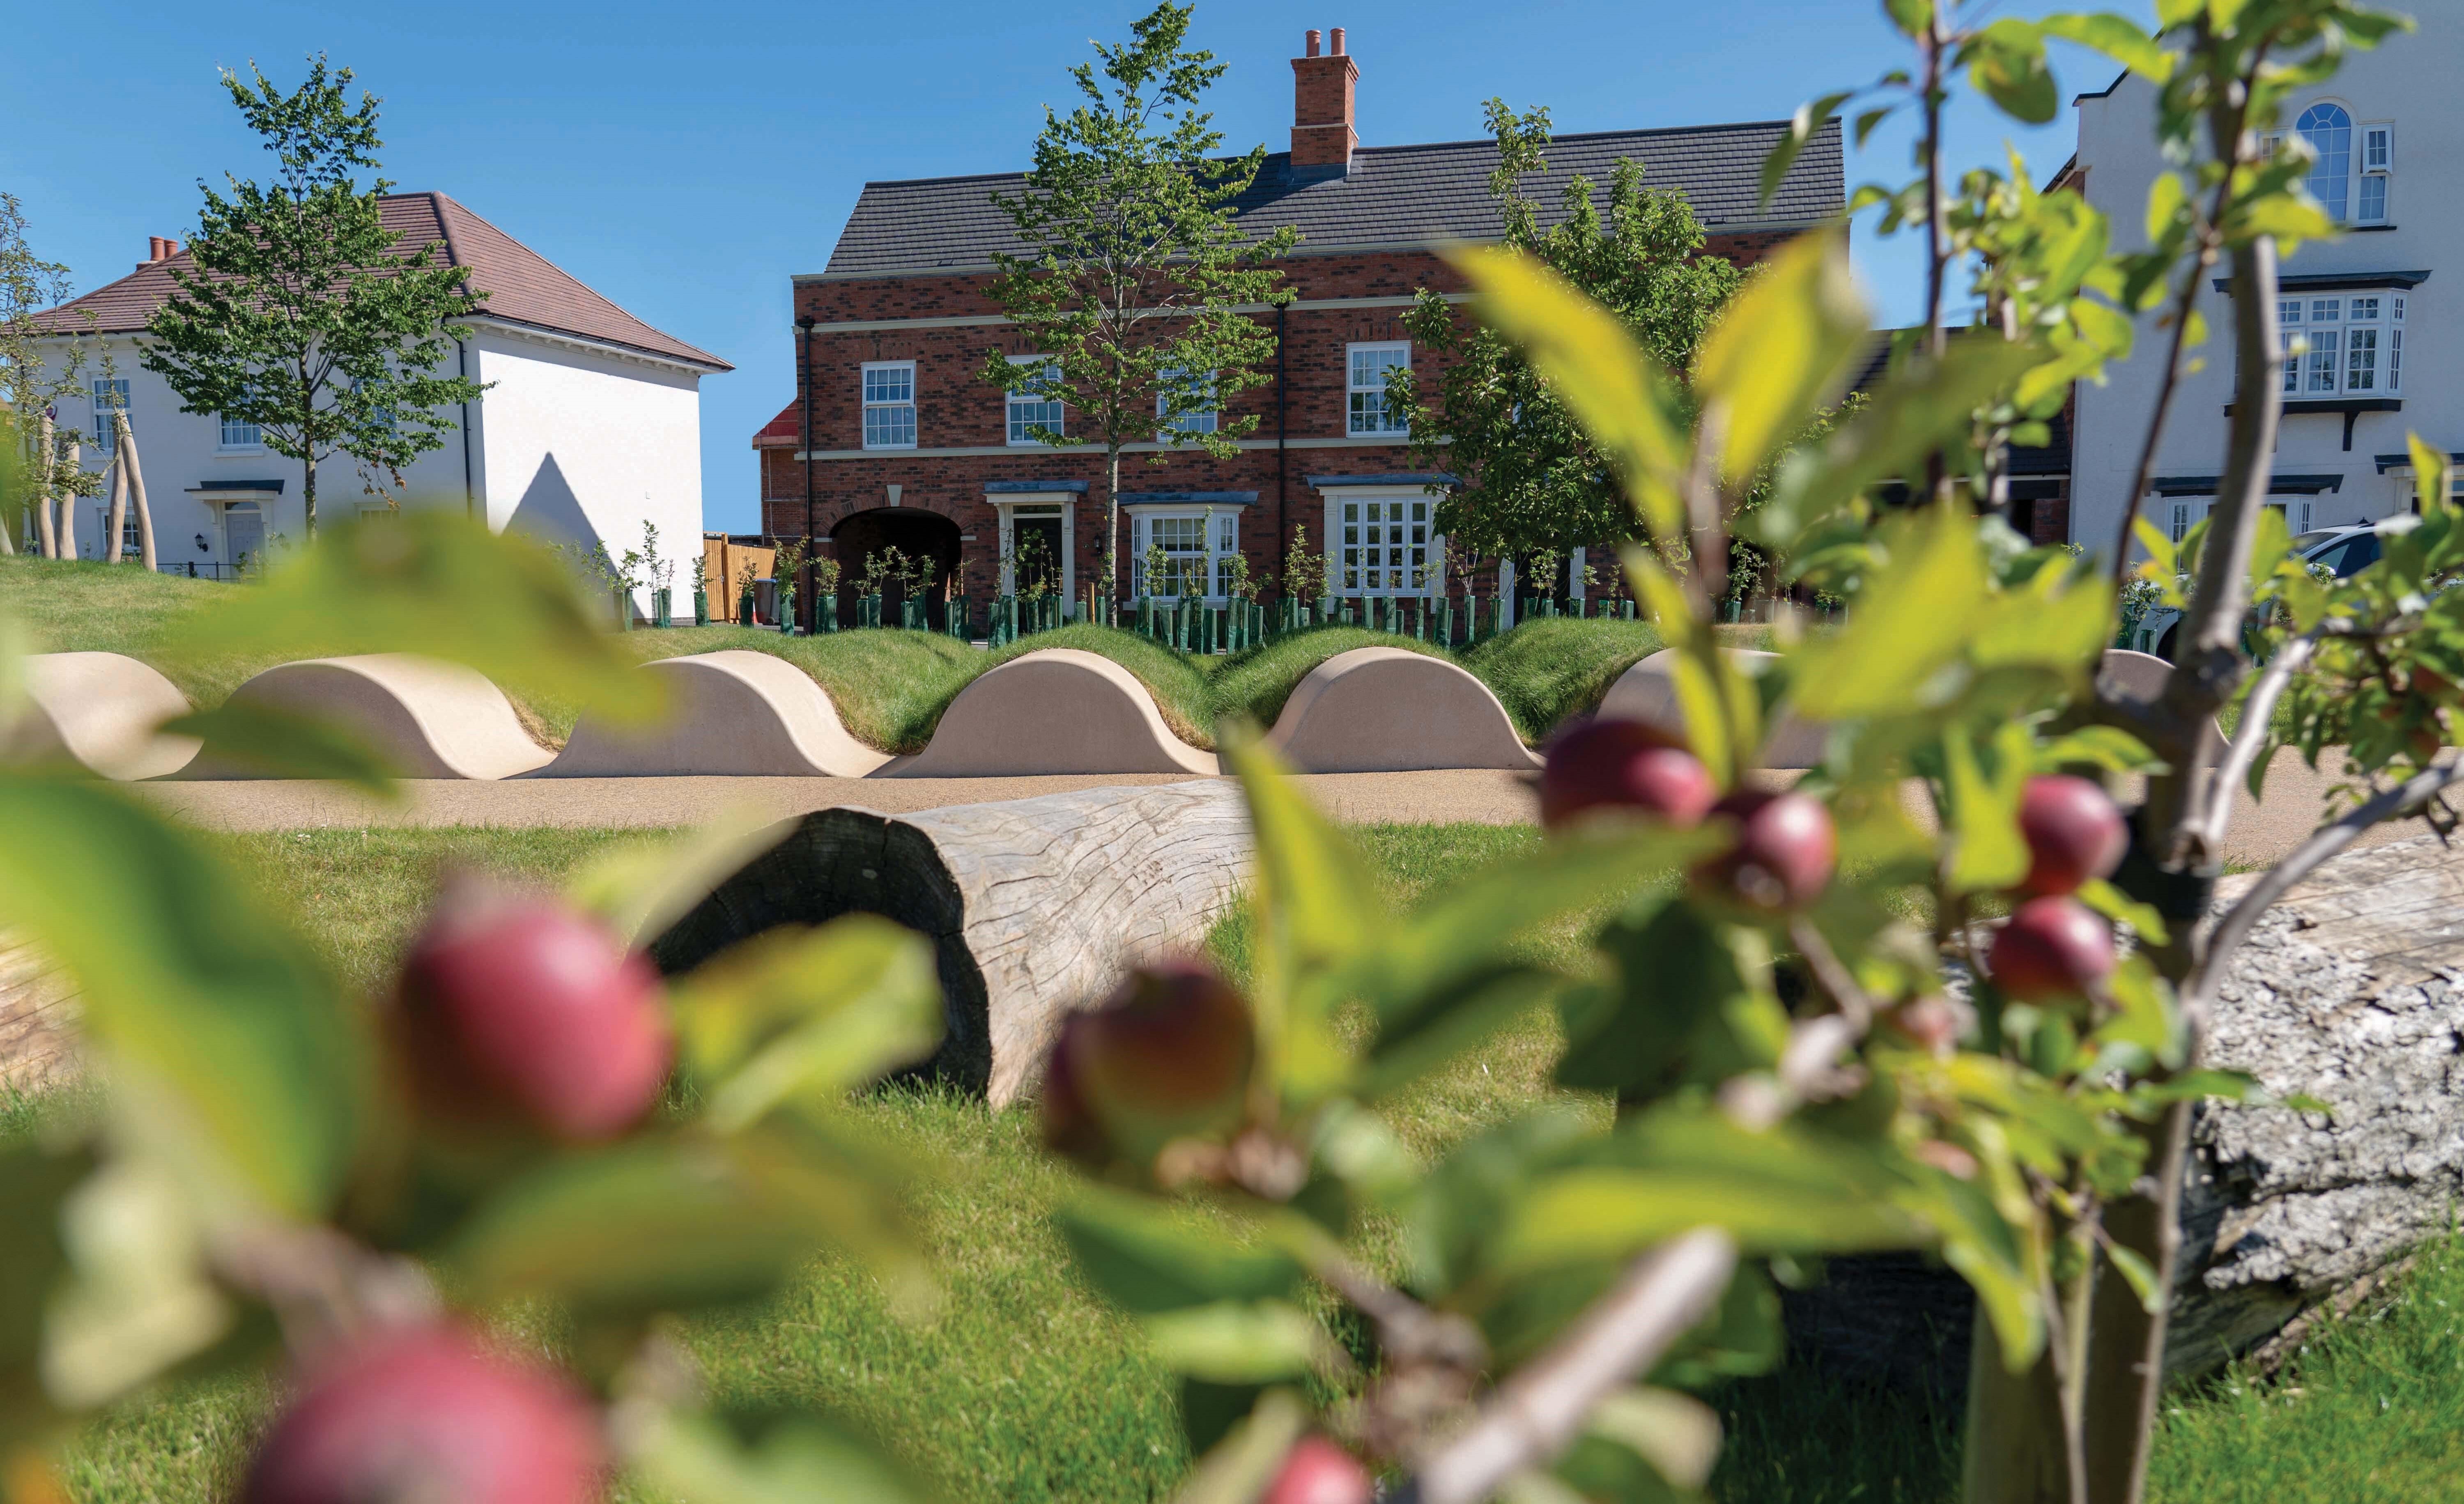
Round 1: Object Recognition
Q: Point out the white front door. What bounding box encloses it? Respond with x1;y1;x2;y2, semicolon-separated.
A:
224;503;267;570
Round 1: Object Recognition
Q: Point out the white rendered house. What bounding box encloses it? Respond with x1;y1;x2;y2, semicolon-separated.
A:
28;193;729;611
2064;14;2455;560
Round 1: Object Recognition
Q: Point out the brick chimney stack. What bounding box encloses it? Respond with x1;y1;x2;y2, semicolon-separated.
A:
1291;25;1358;171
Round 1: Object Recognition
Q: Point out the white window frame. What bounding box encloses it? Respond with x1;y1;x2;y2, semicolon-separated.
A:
90;379;130;455
218;412;264;452
1004;357;1062;446
1346;342;1411;437
1324;487;1440;598
860;360;917;451
2358;122;2393;225
991;494;1076;601
1128;505;1241;602
2288;290;2404;397
1156;367;1219;439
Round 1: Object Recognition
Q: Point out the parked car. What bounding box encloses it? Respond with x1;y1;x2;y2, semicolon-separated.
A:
2126;524;2386;659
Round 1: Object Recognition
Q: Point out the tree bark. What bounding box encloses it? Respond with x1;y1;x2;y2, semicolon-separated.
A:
56;440;78;560
1961;1289;2081;1504
116;410;157;571
32;413;56;560
103;453;128;565
647;781;1251;1107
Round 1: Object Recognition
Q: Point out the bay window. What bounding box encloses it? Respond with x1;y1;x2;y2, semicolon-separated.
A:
2282;292;2404;397
1329;490;1435;596
1129;507;1240;599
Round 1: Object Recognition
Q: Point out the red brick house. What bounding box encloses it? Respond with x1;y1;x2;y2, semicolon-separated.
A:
756;29;1843;627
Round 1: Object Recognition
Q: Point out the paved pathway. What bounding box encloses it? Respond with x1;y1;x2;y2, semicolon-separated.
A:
136;748;2444;870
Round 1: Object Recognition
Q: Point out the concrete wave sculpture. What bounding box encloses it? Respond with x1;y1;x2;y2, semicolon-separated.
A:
1597;648;1827;769
890;648;1217;777
3;652;199;781
1266;646;1542;772
178;653;555;781
536;650;890;778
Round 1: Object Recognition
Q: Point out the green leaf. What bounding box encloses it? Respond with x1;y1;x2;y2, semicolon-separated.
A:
566;812;791;949
2077;877;2169;946
1788;509;1988;721
166;510;662;728
1694;227;1871;488
2092;952;2183;1068
669;918;942;1132
159;699;399;796
2036;12;2176;83
0;776;366;1218
1360;962;1565;1099
1055;1190;1303;1316
2034;726;2164;774
2409;432;2454;516
1556;901;1781;1099
1563;1387;1725;1497
2103;1241;2164;1313
1762;92;1855;209
632;1406;930;1504
1142;1300;1322;1383
1942;724;2032;896
0;1143;92;1424
448;1127;920;1316
38;1158;234;1410
1453;247;1689;541
1170;1389;1310;1504
1964;21;2059;124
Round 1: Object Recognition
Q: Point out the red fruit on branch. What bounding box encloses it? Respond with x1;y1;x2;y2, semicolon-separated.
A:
1539;719;1717;830
1041;958;1255;1173
395;877;673;1142
2017;776;2128;896
1698;790;1836;911
241;1326;601;1504
1987;896;2117;1001
1263;1435;1374;1504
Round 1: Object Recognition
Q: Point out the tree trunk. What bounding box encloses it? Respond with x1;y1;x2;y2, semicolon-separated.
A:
1961;1294;2081;1504
303;451;317;539
648;781;1251;1107
32;413;56;560
56;440;78;560
116;411;157;571
103;454;128;565
1106;444;1122;622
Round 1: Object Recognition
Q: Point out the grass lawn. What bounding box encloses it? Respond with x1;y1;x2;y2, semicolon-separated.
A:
21;817;2454;1503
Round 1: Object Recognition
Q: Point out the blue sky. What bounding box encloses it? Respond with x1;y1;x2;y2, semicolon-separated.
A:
15;0;2151;533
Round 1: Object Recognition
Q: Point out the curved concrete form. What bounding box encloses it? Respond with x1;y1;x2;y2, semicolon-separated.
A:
178;654;554;781
2098;648;2229;765
1597;648;1827;770
1266;646;1542;773
4;652;199;781
889;649;1217;777
535;651;890;778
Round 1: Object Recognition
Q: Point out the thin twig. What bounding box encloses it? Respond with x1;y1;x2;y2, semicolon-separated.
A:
2188;757;2464;1017
2200;634;2315;850
1393;1230;1739;1504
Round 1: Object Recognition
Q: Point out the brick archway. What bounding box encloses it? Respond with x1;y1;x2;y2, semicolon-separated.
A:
829;507;962;629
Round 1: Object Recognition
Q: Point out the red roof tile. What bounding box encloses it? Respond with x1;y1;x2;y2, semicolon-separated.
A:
35;191;730;371
752;400;800;447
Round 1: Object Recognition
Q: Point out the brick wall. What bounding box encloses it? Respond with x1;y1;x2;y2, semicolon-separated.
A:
759;232;1800;620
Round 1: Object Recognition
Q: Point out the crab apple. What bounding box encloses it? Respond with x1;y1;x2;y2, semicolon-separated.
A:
241;1326;601;1504
2016;776;2128;896
1262;1436;1374;1504
1987;896;2117;1001
1539;719;1718;830
1698;789;1837;911
395;876;673;1142
1042;958;1255;1172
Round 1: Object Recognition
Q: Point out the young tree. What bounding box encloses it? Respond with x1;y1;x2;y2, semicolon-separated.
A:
1387;102;1745;563
0;191;96;556
141;56;487;536
979;2;1295;606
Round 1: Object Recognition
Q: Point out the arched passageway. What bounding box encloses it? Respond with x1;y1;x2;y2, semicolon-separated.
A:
829;508;962;629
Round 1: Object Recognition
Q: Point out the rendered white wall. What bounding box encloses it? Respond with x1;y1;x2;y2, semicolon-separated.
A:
468;326;706;615
2070;13;2461;562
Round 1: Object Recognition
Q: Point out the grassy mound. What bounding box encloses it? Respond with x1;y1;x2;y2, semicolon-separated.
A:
1205;626;1447;735
1460;617;1664;740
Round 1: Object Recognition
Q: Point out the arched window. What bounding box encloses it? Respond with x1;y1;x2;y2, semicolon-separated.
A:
2297;103;2353;222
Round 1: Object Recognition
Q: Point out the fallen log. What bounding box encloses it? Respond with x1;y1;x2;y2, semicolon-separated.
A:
1784;829;2464;1389
648;780;1252;1107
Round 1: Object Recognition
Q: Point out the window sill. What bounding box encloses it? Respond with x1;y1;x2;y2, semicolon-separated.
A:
860;443;919;453
2349;223;2399;232
215;447;267;456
